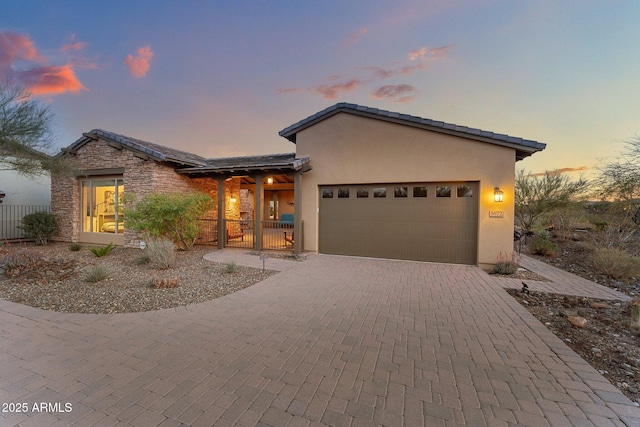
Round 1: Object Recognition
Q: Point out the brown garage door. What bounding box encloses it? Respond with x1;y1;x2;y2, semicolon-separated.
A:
319;182;478;264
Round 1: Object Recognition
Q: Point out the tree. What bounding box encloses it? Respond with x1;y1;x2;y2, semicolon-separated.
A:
596;137;640;203
124;192;215;250
515;169;589;233
0;83;62;177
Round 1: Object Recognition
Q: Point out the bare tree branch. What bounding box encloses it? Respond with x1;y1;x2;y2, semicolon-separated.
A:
0;83;61;177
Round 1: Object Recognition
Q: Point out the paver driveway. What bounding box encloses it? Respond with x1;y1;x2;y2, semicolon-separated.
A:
1;254;639;426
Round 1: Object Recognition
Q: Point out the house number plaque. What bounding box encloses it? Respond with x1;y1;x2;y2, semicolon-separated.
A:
489;211;504;218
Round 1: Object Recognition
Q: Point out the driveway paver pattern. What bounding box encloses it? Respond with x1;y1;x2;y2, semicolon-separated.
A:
1;253;639;426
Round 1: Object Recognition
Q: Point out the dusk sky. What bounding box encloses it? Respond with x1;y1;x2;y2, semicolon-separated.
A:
3;1;639;177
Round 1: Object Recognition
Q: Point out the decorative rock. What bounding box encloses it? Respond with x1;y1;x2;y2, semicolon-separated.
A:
591;302;609;309
568;316;587;328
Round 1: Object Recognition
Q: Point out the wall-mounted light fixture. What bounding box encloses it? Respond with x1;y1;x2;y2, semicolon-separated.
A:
229;196;237;203
267;177;273;184
494;187;504;203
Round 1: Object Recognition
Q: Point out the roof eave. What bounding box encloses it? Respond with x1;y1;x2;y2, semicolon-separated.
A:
279;103;547;157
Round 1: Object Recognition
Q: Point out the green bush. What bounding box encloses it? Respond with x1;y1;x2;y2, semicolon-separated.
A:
590;248;640;280
530;233;558;257
84;265;109;283
89;242;116;257
490;252;520;275
224;260;238;274
491;261;518;275
124;192;214;250
69;243;82;251
18;211;58;246
146;238;176;269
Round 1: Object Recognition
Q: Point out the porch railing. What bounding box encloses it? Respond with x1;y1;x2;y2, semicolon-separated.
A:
224;219;254;249
0;205;51;241
261;219;294;251
196;218;219;246
195;217;300;252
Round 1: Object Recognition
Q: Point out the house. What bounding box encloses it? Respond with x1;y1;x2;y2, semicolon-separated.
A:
51;103;545;267
0;165;51;240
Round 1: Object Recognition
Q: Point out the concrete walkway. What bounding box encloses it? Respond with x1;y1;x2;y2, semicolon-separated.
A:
1;251;639;426
492;254;632;301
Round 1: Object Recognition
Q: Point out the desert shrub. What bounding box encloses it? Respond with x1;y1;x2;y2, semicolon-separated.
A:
146;238;176;269
2;248;42;274
530;232;558;257
224;260;238;274
588;220;637;250
18;211;58;245
124;192;214;250
69;243;82;251
85;265;109;283
89;242;116;257
490;252;520;275
590;248;640;280
137;253;151;265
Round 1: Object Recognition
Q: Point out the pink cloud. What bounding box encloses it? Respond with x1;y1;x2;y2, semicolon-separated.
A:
124;46;153;78
14;64;86;95
0;31;87;96
0;32;45;70
276;87;303;94
408;47;427;61
344;27;368;46
528;167;589;177
409;44;456;62
372;84;417;103
313;80;361;99
60;34;88;52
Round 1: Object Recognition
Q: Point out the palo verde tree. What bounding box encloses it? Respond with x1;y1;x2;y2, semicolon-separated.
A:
596;137;640;225
0;83;65;177
596;138;640;199
515;169;589;233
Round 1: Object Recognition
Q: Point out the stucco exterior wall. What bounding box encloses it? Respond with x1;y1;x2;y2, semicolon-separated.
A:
0;169;50;206
294;112;516;267
51;137;218;247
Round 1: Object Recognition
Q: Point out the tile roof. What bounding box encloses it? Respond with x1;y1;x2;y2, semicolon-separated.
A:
64;129;208;167
178;153;311;175
279;102;547;160
62;130;311;175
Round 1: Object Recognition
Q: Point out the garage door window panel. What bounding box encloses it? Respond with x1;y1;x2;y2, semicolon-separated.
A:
373;187;387;198
357;188;369;198
338;188;350;198
413;186;428;198
394;187;408;198
457;185;474;197
322;189;334;198
436;186;451;197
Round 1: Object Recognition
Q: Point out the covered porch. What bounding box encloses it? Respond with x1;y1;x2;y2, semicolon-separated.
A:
178;153;310;254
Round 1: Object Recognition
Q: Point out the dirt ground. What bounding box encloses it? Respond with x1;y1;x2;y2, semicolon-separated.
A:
510;238;640;404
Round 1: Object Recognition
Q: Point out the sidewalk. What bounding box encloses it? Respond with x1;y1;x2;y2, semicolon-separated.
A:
490;254;631;301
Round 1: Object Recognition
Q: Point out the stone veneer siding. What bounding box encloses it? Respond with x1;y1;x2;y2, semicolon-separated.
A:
51;137;229;248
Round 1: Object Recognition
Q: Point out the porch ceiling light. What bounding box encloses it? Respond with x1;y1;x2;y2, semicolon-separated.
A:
267;177;273;184
494;187;504;203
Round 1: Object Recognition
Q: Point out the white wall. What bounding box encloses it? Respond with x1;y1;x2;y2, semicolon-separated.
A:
0;169;51;205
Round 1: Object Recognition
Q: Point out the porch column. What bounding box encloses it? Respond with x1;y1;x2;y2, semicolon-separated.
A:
254;174;264;251
293;171;302;255
217;176;225;249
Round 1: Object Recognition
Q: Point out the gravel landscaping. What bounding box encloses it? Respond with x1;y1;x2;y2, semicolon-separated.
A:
0;242;276;314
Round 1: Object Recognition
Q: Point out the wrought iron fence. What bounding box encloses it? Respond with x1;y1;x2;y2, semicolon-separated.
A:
196;218;219;246
224;219;254;249
261;220;294;251
0;205;51;241
195;217;300;252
